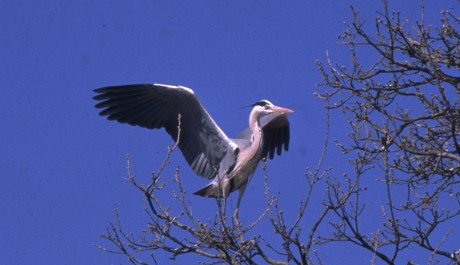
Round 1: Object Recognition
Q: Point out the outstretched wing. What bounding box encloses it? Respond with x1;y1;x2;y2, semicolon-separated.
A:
93;84;238;179
236;112;290;160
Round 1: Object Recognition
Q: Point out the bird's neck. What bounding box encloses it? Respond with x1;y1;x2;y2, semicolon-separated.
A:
249;110;263;146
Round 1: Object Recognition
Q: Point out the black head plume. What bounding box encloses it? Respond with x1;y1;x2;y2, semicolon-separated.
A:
252;100;273;107
239;100;273;110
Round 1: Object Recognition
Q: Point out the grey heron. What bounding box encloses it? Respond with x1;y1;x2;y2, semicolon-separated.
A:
93;84;293;216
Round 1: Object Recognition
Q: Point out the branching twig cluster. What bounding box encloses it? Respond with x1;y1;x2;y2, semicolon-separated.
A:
95;111;334;264
96;1;460;264
315;1;460;264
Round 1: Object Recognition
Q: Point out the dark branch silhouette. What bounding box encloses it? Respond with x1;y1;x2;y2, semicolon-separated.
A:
315;1;460;264
96;1;460;264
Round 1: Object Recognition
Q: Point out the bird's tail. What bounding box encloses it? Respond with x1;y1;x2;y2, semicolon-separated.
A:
193;183;221;198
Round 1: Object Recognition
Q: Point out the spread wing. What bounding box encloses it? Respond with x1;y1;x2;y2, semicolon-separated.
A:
93;84;238;179
236;112;290;160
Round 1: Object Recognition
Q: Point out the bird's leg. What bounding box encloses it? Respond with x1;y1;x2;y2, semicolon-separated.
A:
223;196;227;219
215;196;225;219
217;178;230;221
233;206;240;228
233;181;247;229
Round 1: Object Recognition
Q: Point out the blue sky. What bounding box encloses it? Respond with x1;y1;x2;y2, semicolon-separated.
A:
1;1;457;264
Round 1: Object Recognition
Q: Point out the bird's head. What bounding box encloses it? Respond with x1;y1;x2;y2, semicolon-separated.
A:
251;100;294;116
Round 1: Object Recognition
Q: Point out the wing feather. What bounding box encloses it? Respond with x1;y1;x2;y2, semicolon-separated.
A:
93;84;238;179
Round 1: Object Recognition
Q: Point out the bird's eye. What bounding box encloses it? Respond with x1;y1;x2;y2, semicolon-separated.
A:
264;105;270;110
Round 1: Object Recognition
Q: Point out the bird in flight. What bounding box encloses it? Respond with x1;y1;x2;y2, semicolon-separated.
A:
93;84;293;218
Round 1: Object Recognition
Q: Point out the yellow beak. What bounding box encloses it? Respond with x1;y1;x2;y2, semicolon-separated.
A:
271;106;294;114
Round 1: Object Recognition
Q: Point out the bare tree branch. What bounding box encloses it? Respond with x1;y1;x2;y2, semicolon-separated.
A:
315;0;460;264
96;1;460;264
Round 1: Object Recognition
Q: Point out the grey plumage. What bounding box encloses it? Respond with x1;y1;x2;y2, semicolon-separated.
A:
93;84;293;214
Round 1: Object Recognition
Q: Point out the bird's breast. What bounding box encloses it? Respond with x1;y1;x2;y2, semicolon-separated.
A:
228;140;264;191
